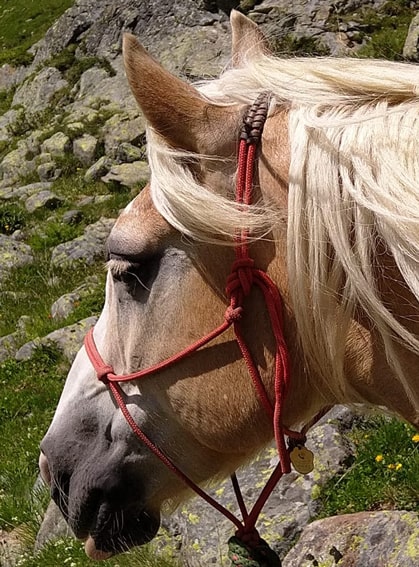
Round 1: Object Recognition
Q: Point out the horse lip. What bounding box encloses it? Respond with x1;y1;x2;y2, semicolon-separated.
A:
45;462;161;550
38;452;51;486
85;536;113;560
90;507;160;554
72;501;161;554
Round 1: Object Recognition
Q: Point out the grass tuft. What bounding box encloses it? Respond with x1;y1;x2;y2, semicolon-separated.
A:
316;416;419;517
0;202;28;234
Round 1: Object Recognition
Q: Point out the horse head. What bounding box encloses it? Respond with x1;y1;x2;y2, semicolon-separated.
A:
39;10;419;560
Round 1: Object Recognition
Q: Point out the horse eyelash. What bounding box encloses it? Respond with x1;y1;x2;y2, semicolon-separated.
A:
106;258;154;293
106;258;133;276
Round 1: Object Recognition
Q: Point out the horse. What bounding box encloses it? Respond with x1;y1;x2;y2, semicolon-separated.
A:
39;10;419;561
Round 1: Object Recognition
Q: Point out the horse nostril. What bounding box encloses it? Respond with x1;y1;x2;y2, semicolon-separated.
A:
39;452;51;486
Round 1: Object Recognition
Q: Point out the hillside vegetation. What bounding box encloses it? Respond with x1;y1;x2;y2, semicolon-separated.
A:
0;0;74;66
0;1;418;566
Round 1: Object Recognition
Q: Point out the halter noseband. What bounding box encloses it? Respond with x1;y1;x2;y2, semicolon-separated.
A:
84;93;314;561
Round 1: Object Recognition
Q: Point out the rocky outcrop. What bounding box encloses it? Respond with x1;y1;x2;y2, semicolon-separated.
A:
1;0;417;192
160;407;356;566
72;133;98;165
403;12;419;60
30;0;230;75
50;275;100;320
0;234;33;282
24;190;64;213
25;0;395;78
12;68;68;117
1;2;419;566
50;217;115;266
282;510;419;567
0;528;24;567
0;316;30;363
101;161;149;188
15;316;97;364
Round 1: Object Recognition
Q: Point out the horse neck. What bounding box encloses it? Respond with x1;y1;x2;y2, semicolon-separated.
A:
343;251;419;427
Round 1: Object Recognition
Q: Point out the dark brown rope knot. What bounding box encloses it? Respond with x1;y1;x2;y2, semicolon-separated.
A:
240;92;271;145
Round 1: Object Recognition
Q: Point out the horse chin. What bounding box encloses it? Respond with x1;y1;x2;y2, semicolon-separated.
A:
81;508;160;558
84;537;113;560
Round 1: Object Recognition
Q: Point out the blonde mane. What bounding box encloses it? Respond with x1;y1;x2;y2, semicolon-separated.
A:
147;54;419;406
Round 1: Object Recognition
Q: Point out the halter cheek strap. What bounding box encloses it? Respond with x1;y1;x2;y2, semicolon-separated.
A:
84;93;317;562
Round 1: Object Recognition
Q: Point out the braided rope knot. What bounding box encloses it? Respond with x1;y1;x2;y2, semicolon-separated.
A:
226;258;255;298
96;364;114;384
240;92;271;145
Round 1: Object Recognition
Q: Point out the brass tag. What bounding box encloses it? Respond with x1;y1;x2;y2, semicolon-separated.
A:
289;445;314;474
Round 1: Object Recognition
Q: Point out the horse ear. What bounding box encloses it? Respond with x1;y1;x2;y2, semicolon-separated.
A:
230;10;270;67
123;33;242;154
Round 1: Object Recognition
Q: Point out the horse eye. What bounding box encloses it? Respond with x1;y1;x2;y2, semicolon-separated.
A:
108;254;162;293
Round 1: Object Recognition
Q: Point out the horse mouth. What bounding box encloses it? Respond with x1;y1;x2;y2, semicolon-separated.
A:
85;505;160;556
52;484;160;557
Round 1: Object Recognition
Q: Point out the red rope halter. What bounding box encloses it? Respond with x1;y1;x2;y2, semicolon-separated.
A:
84;93;306;544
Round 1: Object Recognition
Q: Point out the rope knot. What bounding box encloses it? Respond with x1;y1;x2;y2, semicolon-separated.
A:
226;258;255;298
225;305;244;323
240;92;271;145
96;364;114;384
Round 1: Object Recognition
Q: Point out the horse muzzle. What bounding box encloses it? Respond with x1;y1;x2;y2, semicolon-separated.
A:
38;449;161;557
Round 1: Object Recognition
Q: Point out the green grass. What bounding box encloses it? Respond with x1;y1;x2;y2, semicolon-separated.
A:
327;0;416;60
317;416;419;517
28;221;82;251
356;4;413;60
0;345;67;528
271;35;330;57
16;536;181;567
0;0;75;66
0;168;134;339
0;201;27;234
0;87;14;115
0;173;177;566
47;44;116;87
0;255;106;338
47;174;132;210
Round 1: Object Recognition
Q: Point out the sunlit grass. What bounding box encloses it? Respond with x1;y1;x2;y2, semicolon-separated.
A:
16;536;181;567
0;0;74;66
0;345;67;527
317;416;419;517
